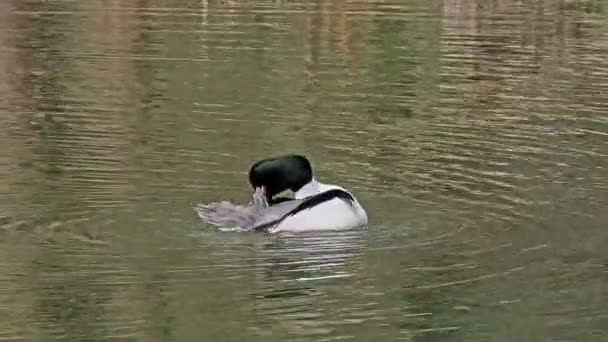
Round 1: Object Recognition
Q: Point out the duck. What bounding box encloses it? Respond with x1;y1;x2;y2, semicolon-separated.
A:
247;154;368;233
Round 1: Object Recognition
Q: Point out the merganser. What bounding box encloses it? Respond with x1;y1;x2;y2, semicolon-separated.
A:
248;155;368;233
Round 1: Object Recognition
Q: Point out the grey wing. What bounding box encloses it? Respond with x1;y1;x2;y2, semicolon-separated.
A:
194;188;270;228
194;201;261;228
249;199;304;229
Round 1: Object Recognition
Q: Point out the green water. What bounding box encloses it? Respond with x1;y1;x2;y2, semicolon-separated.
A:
1;0;607;341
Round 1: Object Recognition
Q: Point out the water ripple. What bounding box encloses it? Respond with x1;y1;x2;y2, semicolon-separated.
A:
0;0;607;341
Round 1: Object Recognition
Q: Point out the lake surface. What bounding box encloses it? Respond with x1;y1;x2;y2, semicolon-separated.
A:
1;0;607;341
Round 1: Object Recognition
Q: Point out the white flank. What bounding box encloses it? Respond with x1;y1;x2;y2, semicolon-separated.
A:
269;196;368;233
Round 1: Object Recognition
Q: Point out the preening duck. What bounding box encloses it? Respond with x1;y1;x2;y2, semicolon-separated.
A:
248;154;368;233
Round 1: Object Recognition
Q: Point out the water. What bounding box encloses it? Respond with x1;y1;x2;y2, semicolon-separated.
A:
1;0;607;341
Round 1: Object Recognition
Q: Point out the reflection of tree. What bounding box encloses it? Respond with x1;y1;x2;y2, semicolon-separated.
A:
0;0;22;197
2;0;167;340
6;0;150;215
440;0;608;205
405;2;608;340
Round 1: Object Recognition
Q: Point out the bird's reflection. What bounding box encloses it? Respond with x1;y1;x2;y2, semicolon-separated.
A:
249;229;367;338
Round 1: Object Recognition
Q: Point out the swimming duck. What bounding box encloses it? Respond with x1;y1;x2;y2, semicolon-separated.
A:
248;154;368;233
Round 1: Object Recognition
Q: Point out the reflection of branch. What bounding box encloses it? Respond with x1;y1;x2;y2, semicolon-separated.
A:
200;0;208;59
200;0;207;26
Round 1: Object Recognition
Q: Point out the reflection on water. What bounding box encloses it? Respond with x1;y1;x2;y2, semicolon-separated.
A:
1;0;607;341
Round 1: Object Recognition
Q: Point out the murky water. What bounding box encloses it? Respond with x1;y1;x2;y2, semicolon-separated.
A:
1;0;607;341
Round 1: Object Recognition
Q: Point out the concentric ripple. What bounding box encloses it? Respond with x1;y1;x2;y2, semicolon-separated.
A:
1;0;607;341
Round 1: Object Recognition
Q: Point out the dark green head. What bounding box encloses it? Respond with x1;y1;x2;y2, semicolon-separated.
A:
248;154;313;200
